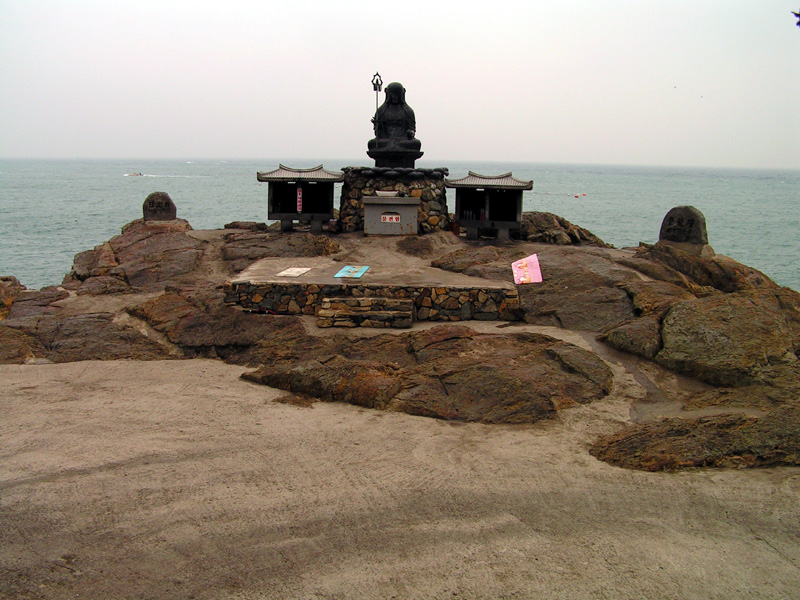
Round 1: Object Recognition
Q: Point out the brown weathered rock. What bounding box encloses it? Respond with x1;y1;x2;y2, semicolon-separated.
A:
243;325;612;424
399;328;613;422
616;279;695;318
683;380;799;413
63;219;203;292
598;280;695;359
76;276;132;296
516;212;610;247
517;247;636;331
127;287;322;364
615;253;694;289
0;326;46;363
599;316;663;360
590;404;800;471
64;242;119;283
636;242;778;293
6;211;798;476
431;247;504;273
396;236;434;257
221;231;340;272
242;355;402;409
432;244;640;331
223;221;269;231
110;224;205;290
655;291;796;386
6;287;69;319
0;276;26;319
3;312;172;363
120;218;193;236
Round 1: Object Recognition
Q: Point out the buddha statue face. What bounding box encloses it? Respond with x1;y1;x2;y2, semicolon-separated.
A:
385;82;405;104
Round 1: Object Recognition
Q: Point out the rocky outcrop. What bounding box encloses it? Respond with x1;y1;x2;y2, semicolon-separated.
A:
2;213;798;471
514;212;611;247
600;242;800;386
62;220;342;294
629;242;778;293
590;404;800;471
432;246;510;274
2;312;173;363
223;221;269;231
433;244;637;331
5;286;69;319
64;219;202;292
109;220;205;289
654;291;797;387
127;287;289;363
588;241;800;470
0;276;26;319
221;230;340;273
243;324;612;424
0;326;45;363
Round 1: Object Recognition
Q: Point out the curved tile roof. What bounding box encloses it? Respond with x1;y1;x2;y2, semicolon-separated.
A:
445;171;533;190
257;164;344;182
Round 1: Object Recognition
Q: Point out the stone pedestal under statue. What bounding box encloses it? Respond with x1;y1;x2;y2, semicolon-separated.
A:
338;167;450;234
366;149;423;169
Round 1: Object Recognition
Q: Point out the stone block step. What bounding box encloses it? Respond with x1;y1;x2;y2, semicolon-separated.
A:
316;297;414;329
318;297;414;313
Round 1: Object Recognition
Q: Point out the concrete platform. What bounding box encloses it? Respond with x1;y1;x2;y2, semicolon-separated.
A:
228;234;514;291
224;234;520;324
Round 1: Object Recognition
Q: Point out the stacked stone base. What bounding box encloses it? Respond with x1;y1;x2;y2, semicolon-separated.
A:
339;167;451;233
224;281;520;325
316;297;414;329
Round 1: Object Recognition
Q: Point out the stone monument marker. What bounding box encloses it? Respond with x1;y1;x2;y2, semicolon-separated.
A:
658;205;714;256
143;191;177;221
367;82;424;168
659;205;708;244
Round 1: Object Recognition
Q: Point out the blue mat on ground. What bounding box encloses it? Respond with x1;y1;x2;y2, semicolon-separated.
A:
334;265;370;278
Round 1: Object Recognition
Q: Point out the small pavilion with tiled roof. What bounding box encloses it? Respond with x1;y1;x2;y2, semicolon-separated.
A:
257;165;343;233
445;171;533;240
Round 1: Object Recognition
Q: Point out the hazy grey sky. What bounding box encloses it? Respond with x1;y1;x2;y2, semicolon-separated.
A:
1;1;799;168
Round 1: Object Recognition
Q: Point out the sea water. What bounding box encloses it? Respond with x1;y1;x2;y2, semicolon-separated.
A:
1;158;798;291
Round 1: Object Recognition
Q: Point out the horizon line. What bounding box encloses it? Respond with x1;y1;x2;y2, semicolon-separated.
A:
1;156;799;173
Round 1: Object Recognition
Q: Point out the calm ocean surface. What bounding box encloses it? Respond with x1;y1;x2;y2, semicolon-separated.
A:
1;158;798;291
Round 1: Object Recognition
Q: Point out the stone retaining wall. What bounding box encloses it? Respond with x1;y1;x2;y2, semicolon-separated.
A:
316;297;414;329
223;281;520;323
338;167;451;233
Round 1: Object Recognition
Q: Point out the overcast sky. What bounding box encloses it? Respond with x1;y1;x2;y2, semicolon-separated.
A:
1;1;799;169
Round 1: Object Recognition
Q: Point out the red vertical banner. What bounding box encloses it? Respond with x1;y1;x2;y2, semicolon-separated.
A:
296;186;303;213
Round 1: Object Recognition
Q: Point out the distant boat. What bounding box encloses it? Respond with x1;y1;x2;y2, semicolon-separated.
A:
124;172;144;177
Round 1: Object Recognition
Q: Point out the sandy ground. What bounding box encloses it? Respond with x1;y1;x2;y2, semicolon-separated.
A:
2;356;800;600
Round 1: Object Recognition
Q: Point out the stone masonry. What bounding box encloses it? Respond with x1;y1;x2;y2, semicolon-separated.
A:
338;167;451;234
223;281;520;327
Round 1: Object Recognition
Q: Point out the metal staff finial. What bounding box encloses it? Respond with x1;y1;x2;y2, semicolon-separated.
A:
372;72;383;111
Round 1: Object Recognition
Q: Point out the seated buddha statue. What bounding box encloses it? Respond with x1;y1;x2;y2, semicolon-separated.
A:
367;82;423;168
